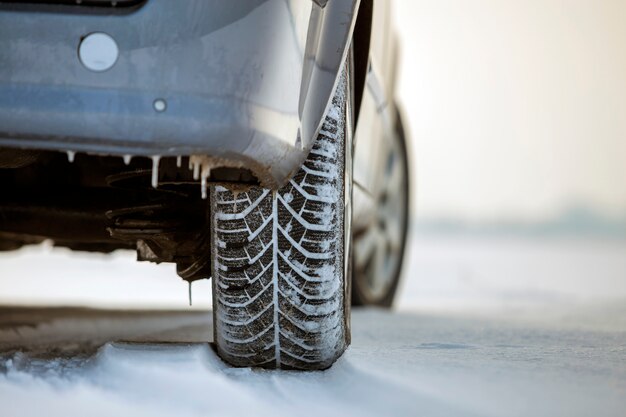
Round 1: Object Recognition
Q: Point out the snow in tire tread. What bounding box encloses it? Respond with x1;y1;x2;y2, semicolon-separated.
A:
211;81;347;370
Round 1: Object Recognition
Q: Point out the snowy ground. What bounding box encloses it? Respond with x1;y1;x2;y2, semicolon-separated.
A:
1;235;625;417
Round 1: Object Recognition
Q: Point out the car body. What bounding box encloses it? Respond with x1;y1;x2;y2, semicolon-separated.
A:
1;0;359;187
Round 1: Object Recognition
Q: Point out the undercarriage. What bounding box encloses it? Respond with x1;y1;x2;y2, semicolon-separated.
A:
0;147;257;282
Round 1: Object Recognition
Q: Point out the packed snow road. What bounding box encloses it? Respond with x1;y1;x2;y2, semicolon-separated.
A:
0;305;625;417
1;236;626;416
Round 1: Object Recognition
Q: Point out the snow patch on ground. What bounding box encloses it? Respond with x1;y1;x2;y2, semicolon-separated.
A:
0;309;625;417
1;236;625;416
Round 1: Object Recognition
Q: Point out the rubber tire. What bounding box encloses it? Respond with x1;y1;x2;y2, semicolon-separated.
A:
351;108;410;308
210;72;350;370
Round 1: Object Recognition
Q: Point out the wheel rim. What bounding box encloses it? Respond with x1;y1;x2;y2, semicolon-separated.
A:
354;124;408;302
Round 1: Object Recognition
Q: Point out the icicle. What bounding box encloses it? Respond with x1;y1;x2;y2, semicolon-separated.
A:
176;155;182;168
193;161;200;181
66;151;75;163
151;155;160;188
200;165;211;199
201;176;207;199
123;155;132;165
188;281;193;306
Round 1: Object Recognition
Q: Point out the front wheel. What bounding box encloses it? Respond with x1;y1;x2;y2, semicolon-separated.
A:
352;108;410;307
210;72;351;370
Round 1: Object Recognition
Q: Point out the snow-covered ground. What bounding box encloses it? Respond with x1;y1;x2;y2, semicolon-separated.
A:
1;235;625;417
0;307;625;417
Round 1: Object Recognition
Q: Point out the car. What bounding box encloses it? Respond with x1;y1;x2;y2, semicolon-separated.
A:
0;0;410;370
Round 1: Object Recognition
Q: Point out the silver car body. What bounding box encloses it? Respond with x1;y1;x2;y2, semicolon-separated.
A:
0;0;399;193
0;0;361;187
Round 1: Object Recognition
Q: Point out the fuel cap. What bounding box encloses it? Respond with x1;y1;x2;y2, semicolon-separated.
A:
78;32;119;72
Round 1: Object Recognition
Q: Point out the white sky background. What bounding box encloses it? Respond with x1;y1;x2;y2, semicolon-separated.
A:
394;0;626;222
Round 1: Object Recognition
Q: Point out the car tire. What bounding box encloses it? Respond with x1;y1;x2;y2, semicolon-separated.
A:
210;70;351;370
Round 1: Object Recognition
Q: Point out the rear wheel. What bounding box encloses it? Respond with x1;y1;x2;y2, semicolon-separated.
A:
210;71;351;370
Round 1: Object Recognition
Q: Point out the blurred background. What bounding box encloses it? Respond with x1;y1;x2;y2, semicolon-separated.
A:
394;0;626;319
1;0;625;318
